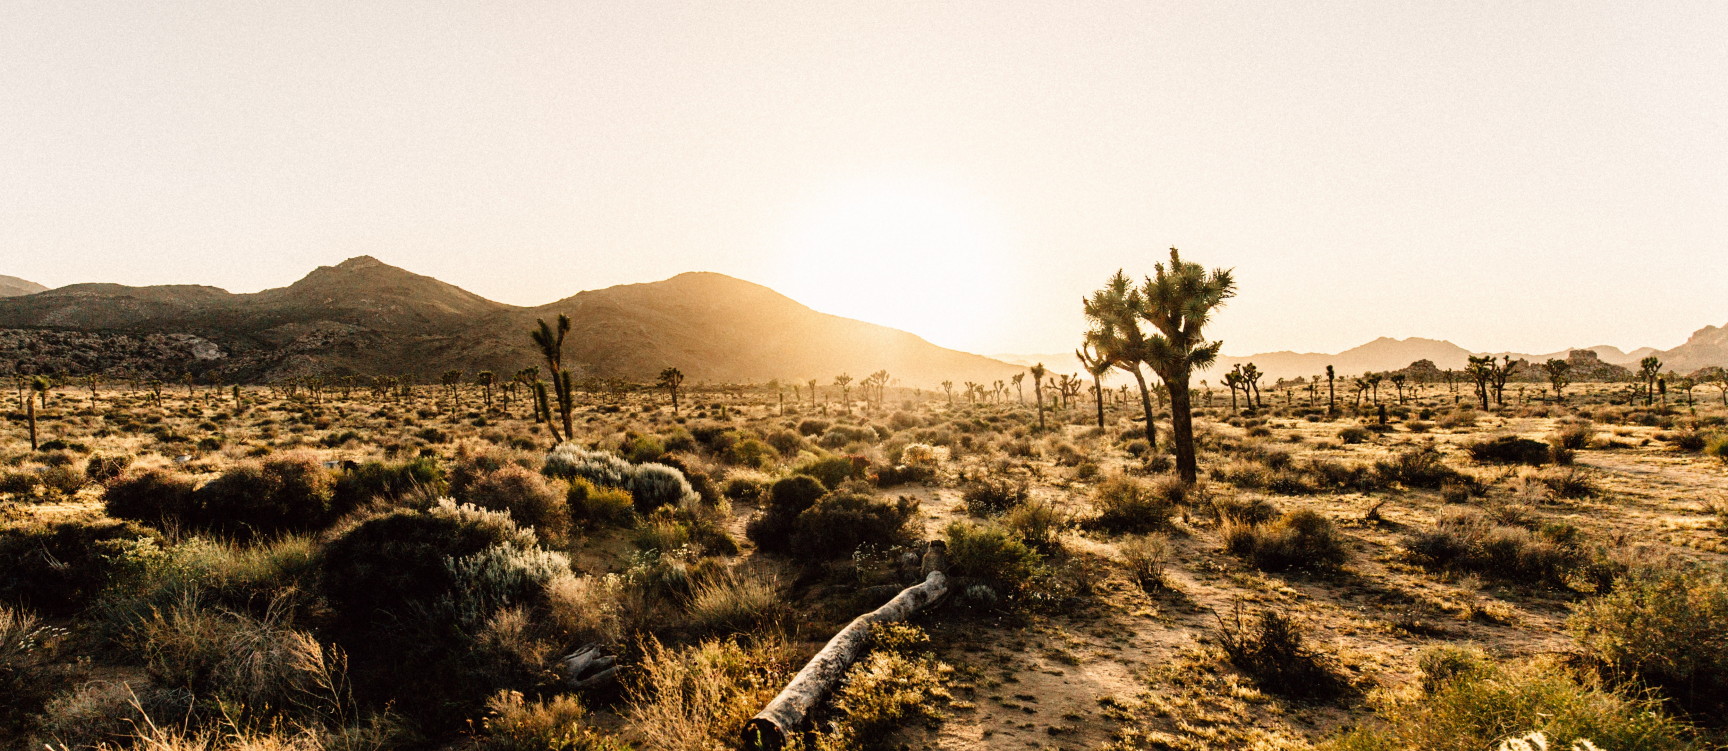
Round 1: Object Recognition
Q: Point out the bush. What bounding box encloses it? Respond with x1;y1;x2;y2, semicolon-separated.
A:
621;433;666;463
1570;565;1728;718
789;487;918;560
745;475;827;553
333;456;446;510
723;438;777;470
1403;511;1604;588
624;637;791;751
1089;475;1177;534
1374;445;1466;489
1003;499;1066;549
1324;650;1698;751
103;468;199;526
1551;422;1595;450
792;455;862;490
1338;426;1373;444
1466;435;1553;466
85;454;132;484
944;521;1044;599
684;568;784;635
1;605;67;733
193;454;336;537
1118;533;1171;590
461;464;571;543
567;478;636;529
1215;607;1344;698
1222;510;1349;572
1705;434;1728;464
627;462;699;513
481;691;625;751
543;444;633;489
961;477;1028;516
0;518;160;615
824;645;953;749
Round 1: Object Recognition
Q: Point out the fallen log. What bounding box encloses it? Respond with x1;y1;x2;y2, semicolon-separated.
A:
742;543;949;750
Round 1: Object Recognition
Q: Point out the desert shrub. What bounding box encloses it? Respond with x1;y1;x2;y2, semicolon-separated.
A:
1003;499;1066;549
1403;511;1605;588
85;454;132;484
461;464;571;542
655;453;721;506
1089;475;1177;534
543;444;633;489
1118;533;1171;590
1374;445;1466;489
320;500;575;729
791;455;862;490
628;463;699;513
1324;650;1698;751
821;636;953;749
192;454;336;537
622;432;667;463
33;465;86;498
944;520;1044;599
1466;435;1553;466
1209;494;1279;525
1338;425;1373;444
1215;607;1344;698
684;568;784;635
1;605;68;733
481;690;625;751
333;456;446;510
722;474;769;504
545;573;624;646
103;468;199;526
796;419;831;436
1441;479;1474;504
745;475;827;553
1551;422;1595;451
1222;510;1349;572
632;507;694;553
724;438;777;470
1570;565;1728;718
1437;409;1480;430
625;636;791;751
1536;466;1597;500
0;518;160;615
567;478;636;529
0;470;41;497
789;488;918;560
961;477;1028;516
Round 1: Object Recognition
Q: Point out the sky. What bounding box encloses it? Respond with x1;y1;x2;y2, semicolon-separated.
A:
3;1;1725;357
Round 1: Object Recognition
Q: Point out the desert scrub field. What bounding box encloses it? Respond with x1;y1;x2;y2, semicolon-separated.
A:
2;380;1727;750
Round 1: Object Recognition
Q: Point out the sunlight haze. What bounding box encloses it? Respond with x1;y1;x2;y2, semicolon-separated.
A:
3;1;1724;357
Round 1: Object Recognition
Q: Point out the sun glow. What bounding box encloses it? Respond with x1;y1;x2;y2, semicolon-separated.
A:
777;176;1012;352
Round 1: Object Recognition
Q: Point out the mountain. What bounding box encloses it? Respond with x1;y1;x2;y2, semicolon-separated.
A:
1213;337;1474;383
0;257;1020;386
1658;324;1728;373
0;276;48;298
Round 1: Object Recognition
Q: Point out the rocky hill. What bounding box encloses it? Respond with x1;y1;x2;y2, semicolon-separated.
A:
0;276;48;298
0;257;1020;386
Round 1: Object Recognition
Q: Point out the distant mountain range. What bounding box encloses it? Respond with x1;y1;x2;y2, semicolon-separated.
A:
0;276;47;298
0;257;1019;386
997;332;1726;384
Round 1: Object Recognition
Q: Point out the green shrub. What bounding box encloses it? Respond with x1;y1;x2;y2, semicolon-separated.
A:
1324;650;1698;751
103;468;198;526
333;456;446;510
1703;434;1728;464
481;691;625;751
944;520;1044;598
543;444;633;489
1570;565;1728;718
1222;510;1349;572
1003;499;1066;549
745;475;827;553
0;518;160;615
792;455;862;490
622;433;667;463
193;454;336;537
724;438;777;470
567;478;636;530
789;488;918;560
1089;475;1177;534
628;462;699;513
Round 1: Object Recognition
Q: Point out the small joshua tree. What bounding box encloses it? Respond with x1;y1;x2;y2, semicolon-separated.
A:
1030;363;1048;431
834;374;853;414
1638;356;1662;406
658;367;685;414
1540;358;1571;402
530;314;575;442
475;371;495;409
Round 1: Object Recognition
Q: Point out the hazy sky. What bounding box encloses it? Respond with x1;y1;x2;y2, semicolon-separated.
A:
4;2;1724;357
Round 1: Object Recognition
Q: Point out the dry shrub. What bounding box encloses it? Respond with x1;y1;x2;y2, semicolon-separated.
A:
1222;510;1349;572
1089;475;1178;534
1373;445;1467;489
1118;533;1172;590
1403;511;1607;588
624;636;791;751
104;468;198;527
545;573;623;645
1214;606;1344;698
1570;565;1728;718
788;487;918;561
481;690;625;751
2;604;68;732
823;644;952;748
461;464;570;542
1002;499;1067;549
193;454;336;538
1465;436;1553;466
1550;421;1595;450
1323;650;1697;751
684;568;785;636
961;477;1028;516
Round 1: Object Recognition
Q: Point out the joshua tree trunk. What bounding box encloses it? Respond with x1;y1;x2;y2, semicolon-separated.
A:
27;397;38;451
1167;379;1199;483
1129;367;1158;450
1090;373;1105;429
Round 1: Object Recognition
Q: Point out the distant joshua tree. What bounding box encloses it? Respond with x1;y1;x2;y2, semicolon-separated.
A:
1011;372;1025;404
439;370;463;410
1638;356;1663;406
834;374;853;414
1540;359;1571;402
1083;270;1158;449
1325;365;1336;414
941;380;954;405
476;371;495;409
1390;373;1407;404
1222;370;1243;412
27;375;48;450
1365;372;1384;407
1704;366;1728;407
658;367;685;414
530;314;576;442
1030;363;1048;431
1077;340;1111;429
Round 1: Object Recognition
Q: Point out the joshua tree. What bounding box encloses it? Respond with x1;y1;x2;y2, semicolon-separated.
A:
1638;356;1662;406
806;379;817;408
1365;372;1384;407
1325;365;1336;414
1540;359;1571;402
1029;363;1048;431
1077;340;1111;429
1488;355;1518;406
1134;248;1236;483
1011;372;1025;404
1390;373;1407;404
1465;356;1495;410
530;314;575;442
1222;370;1243;412
26;375;48;451
1083;270;1159;449
941;380;954;405
439;370;463;410
475;371;495;409
1673;374;1696;411
962;380;978;405
658;367;685;413
1703;366;1728;407
834;374;853;414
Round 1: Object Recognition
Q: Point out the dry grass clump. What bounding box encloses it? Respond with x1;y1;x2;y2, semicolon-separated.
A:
961;476;1028;516
1213;606;1345;698
623;636;791;751
1002;498;1068;549
1403;511;1609;588
480;690;625;751
684;567;785;636
1324;649;1699;751
1221;509;1349;572
1088;475;1179;534
806;623;953;750
1570;564;1728;718
1;604;67;733
1117;533;1172;590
